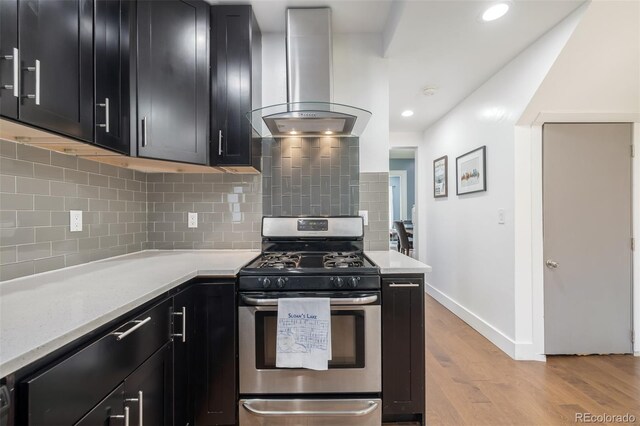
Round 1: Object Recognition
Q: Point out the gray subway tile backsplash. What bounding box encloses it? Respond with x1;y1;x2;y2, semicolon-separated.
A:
1;137;389;280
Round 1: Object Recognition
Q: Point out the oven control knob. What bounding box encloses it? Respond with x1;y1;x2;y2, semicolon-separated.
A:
334;277;344;288
349;277;359;288
276;277;286;288
262;278;272;288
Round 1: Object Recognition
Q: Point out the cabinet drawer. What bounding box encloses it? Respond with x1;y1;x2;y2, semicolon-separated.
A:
23;299;171;426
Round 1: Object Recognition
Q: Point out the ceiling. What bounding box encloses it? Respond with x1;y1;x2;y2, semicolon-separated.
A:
207;0;393;33
386;0;585;133
208;0;585;133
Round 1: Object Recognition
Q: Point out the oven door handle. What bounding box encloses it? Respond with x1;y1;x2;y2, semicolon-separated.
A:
241;294;378;306
241;400;379;417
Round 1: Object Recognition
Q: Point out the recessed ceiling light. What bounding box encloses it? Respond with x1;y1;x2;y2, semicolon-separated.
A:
289;131;298;135
401;110;414;117
324;130;334;135
482;3;510;22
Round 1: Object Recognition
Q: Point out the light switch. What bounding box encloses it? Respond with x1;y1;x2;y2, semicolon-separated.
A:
70;210;83;232
498;209;505;224
359;210;369;226
188;212;198;228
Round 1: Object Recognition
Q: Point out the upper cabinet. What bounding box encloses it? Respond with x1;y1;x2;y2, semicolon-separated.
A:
1;0;94;142
0;0;18;119
211;5;262;172
94;0;132;155
137;0;210;165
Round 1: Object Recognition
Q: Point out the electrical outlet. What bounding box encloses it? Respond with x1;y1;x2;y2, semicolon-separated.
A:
188;212;198;229
70;210;83;232
358;210;369;226
498;209;505;224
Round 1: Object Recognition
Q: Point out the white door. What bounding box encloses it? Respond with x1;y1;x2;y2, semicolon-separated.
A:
543;123;633;354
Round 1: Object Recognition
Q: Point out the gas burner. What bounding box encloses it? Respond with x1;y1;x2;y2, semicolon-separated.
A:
258;252;301;269
323;252;365;268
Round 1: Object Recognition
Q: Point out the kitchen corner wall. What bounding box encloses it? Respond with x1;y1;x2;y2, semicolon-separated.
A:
146;173;261;250
0;139;148;281
359;172;389;251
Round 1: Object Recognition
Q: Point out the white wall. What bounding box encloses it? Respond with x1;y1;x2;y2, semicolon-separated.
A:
261;33;390;173
417;6;584;357
515;0;640;357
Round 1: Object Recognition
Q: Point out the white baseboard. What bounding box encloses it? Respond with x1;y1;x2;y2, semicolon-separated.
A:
426;283;545;362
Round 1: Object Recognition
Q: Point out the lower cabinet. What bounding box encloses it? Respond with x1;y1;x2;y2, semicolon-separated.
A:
75;344;172;426
381;275;425;425
173;281;237;426
16;281;237;426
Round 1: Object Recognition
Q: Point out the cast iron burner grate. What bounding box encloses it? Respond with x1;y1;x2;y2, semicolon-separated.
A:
323;252;365;268
258;253;301;269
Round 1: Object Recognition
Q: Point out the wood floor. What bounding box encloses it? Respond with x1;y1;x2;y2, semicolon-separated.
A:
425;295;640;425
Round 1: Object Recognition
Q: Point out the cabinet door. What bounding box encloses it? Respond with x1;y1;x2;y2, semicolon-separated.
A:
211;6;261;169
94;0;131;154
382;276;425;421
75;384;125;426
137;0;209;165
192;283;237;425
172;286;197;426
124;343;173;426
18;0;94;141
0;0;18;119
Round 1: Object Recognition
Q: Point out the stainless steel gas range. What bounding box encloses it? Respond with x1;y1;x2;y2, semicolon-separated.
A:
238;216;382;425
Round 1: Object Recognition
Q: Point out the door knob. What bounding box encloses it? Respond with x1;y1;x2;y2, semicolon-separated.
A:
545;260;559;269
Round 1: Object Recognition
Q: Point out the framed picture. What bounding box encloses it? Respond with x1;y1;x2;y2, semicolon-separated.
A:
456;146;486;195
433;155;448;198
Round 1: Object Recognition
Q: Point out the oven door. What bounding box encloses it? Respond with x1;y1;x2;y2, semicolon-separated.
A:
239;292;381;394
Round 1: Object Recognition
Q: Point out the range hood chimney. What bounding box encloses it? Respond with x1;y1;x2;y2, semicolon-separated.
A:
247;8;371;138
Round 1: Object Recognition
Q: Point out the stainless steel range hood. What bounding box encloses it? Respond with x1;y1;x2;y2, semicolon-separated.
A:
247;8;371;138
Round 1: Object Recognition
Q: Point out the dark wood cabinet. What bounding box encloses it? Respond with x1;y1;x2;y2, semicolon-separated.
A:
192;282;237;425
94;0;132;154
18;0;94;142
172;285;197;426
75;384;125;426
211;5;262;171
124;343;173;426
137;0;209;165
0;0;18;119
382;275;425;424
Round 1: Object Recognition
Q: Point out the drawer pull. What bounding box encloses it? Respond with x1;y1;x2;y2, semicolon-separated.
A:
388;283;420;288
171;306;187;343
113;317;151;341
125;391;143;426
110;405;130;426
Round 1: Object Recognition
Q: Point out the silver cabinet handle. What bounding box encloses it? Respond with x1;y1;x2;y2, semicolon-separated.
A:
218;130;223;155
241;294;378;306
110;406;130;426
1;48;19;97
242;400;378;417
97;98;110;132
546;260;559;269
171;306;186;343
24;59;40;105
389;282;420;288
125;391;143;426
113;317;151;340
141;117;147;147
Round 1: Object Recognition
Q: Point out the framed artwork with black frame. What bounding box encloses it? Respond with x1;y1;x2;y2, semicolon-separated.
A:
456;146;486;195
433;155;448;198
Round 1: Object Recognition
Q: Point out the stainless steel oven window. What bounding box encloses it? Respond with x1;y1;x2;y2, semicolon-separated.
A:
256;310;366;369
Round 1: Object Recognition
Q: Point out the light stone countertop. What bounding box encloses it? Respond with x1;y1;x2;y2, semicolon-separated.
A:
0;249;430;378
0;250;259;378
366;250;432;274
